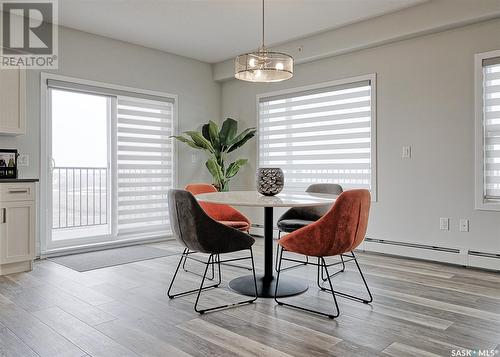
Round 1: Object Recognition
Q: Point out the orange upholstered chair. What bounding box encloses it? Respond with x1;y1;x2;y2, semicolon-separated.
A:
274;189;373;319
185;184;251;232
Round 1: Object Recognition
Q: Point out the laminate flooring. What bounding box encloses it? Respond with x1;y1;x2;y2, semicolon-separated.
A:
1;238;499;357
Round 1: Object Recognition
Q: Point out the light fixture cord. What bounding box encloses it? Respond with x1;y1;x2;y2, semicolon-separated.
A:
261;0;265;48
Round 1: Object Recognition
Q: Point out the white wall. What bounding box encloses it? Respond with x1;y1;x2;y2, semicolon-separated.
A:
221;19;500;255
1;25;219;185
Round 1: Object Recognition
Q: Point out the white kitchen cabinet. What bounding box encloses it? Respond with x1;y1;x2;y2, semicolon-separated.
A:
0;68;26;135
0;182;36;275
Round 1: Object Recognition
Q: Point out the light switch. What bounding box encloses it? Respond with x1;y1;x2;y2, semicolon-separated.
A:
191;153;197;163
402;146;411;158
459;219;469;232
439;218;449;231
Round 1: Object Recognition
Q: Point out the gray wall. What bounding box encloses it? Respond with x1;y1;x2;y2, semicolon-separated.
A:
221;19;500;254
2;26;220;187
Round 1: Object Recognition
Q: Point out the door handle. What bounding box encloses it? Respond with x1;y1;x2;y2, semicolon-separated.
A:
8;189;29;194
1;208;5;224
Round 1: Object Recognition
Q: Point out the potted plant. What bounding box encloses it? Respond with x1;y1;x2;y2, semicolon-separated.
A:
172;118;256;191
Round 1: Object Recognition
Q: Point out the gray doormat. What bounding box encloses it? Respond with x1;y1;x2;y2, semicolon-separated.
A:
48;245;178;272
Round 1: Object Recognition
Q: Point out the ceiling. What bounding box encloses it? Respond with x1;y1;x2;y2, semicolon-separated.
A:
58;0;428;63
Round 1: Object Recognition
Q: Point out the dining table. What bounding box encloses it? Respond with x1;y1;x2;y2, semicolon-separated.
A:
195;190;338;298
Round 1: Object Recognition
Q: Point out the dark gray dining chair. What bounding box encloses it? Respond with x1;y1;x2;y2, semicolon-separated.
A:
167;189;258;314
276;183;343;271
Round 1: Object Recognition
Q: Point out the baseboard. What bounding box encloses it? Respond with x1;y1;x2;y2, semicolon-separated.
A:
0;260;33;275
362;238;467;266
467;251;500;271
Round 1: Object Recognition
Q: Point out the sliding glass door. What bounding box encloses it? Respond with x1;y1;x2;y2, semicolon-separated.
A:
42;75;176;252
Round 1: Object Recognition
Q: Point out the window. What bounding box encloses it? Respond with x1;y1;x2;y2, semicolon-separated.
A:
42;74;176;251
475;51;500;210
258;75;376;197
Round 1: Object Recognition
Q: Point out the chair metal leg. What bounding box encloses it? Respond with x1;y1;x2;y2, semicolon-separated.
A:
168;248;258;314
167;249;220;299
181;249;216;280
274;248;339;319
275;231;281;272
219;261;252;271
320;257;340;318
320;254;345;282
317;251;373;304
275;231;309;272
195;248;258;314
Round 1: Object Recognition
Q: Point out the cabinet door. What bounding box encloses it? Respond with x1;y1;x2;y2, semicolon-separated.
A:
0;201;35;264
0;68;26;135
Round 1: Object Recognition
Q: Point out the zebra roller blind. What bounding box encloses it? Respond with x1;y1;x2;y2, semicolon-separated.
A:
258;78;375;192
117;96;174;235
483;57;500;200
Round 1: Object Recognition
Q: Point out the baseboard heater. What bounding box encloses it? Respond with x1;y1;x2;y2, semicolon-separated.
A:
467;250;500;271
468;250;500;259
250;223;267;238
364;237;460;254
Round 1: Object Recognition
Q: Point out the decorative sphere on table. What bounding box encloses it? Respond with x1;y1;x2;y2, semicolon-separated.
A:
257;168;284;196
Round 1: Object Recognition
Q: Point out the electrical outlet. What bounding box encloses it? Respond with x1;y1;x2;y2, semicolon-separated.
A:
439;218;449;231
18;154;29;167
460;219;469;232
402;146;411;158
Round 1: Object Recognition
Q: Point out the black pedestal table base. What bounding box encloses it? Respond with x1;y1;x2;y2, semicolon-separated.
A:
229;274;308;298
229;206;308;298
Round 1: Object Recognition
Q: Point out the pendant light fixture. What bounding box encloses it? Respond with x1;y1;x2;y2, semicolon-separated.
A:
235;0;294;82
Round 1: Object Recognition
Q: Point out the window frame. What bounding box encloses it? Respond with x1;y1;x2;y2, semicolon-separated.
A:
40;73;179;253
474;50;500;211
256;73;377;201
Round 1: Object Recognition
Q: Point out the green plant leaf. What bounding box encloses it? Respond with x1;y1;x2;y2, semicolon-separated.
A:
184;131;214;153
207;120;220;152
206;158;224;185
227;128;256;153
201;124;211;141
219;118;238;149
226;159;248;178
171;135;202;150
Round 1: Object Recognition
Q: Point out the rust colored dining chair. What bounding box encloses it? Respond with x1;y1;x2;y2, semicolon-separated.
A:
274;189;373;319
185;184;251;232
275;183;343;272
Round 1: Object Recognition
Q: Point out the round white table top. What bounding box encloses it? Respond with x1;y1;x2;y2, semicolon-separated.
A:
195;190;337;208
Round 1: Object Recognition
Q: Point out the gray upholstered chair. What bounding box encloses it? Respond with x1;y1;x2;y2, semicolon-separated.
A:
276;183;343;271
167;189;258;314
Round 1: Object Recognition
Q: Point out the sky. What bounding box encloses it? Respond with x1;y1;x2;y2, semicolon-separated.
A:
51;89;108;168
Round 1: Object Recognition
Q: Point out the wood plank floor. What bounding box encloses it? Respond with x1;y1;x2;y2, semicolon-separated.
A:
1;238;500;357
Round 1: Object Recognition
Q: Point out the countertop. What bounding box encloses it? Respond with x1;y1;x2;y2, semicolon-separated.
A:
0;179;39;183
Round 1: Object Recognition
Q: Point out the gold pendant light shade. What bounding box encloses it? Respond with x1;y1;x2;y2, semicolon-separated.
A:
234;0;294;83
235;48;293;82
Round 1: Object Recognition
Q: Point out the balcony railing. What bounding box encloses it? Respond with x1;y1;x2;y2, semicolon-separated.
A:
52;167;108;229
